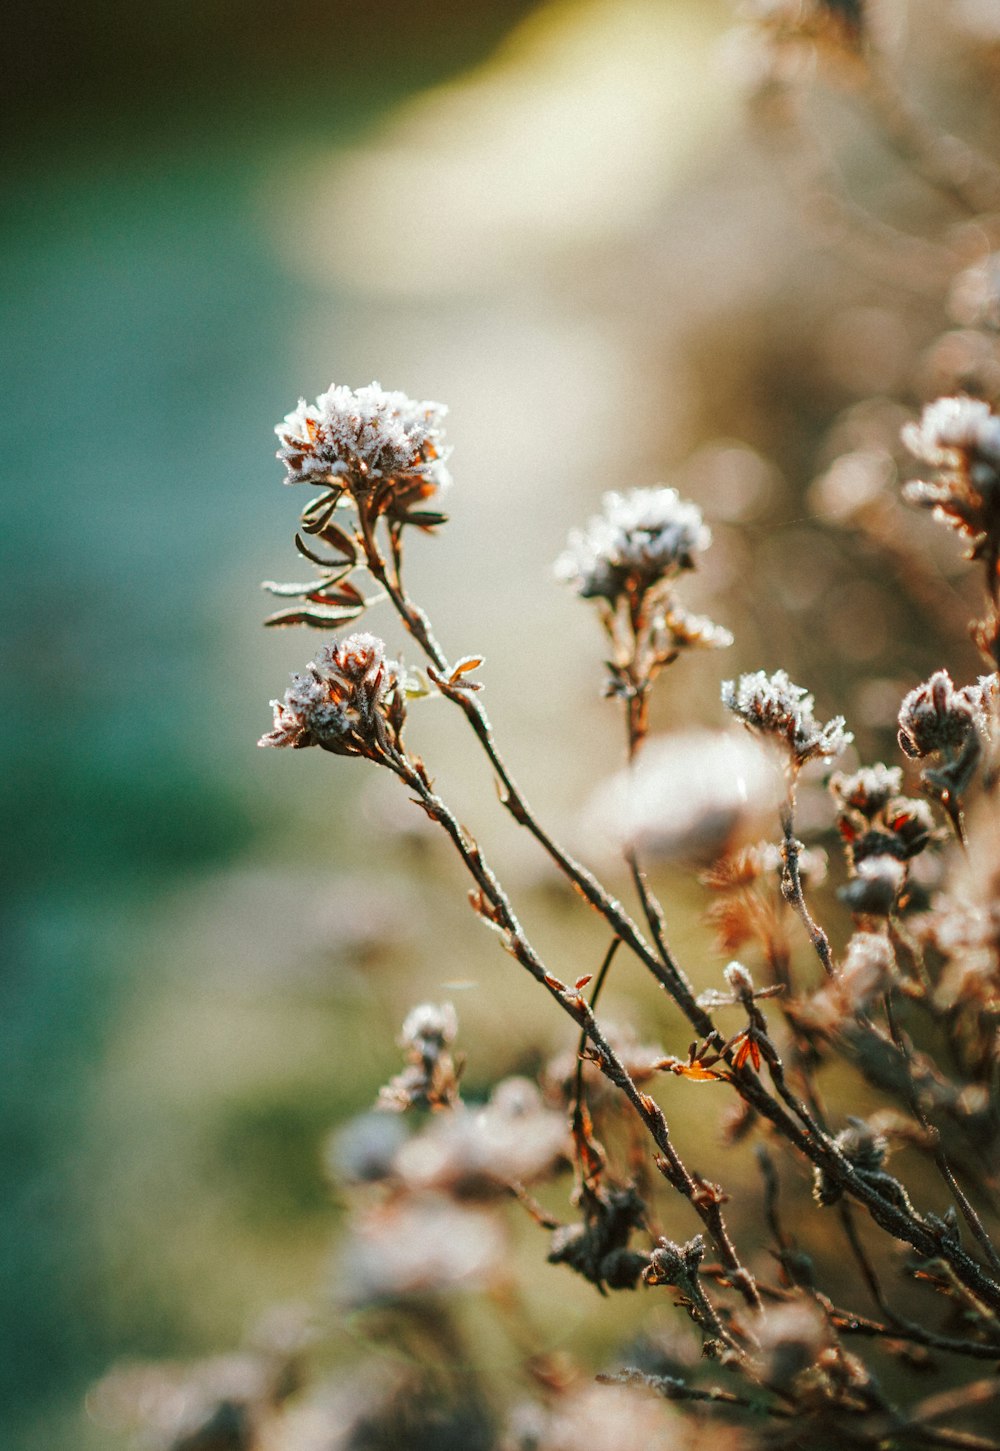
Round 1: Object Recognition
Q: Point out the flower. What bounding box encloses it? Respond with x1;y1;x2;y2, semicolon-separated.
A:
721;669;852;769
555;487;711;602
898;669;985;756
378;1001;462;1112
901;396;1000;546
275;381;450;515
259;632;405;758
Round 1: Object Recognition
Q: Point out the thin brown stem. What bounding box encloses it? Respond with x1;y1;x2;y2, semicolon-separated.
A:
883;992;1000;1280
780;795;835;978
382;745;762;1314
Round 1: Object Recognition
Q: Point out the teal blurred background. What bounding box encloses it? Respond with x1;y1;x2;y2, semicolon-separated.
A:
2;4;736;1446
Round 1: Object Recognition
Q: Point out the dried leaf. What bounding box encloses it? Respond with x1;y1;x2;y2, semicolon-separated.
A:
317;518;359;562
401;510;449;529
263;605;365;629
262;572;350;599
656;1057;726;1083
294;532;349;568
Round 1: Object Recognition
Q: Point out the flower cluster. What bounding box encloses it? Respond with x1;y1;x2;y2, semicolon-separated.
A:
258;632;406;759
830;763;935;916
721;669;852;770
897;669;988;810
901;395;1000;548
377;1001;462;1112
555;488;711;603
275;381;451;519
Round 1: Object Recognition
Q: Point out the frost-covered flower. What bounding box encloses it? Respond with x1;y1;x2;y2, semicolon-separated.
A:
903;396;1000;470
897;669;989;810
898;669;985;761
721;669;852;769
901;396;1000;545
275;381;451;513
259;632;405;757
556;487;711;602
658;605;734;653
830;763;903;818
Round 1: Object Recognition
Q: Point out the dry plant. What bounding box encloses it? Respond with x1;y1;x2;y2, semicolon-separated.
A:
94;4;1000;1449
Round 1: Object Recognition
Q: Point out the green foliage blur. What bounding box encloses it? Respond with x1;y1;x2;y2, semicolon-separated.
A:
1;5;543;1448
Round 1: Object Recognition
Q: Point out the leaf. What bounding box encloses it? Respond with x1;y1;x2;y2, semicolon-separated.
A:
294;532;351;568
656;1057;726;1083
317;518;359;562
450;656;484;679
262;575;347;599
263;605;365;629
400;510;450;529
306;586;368;609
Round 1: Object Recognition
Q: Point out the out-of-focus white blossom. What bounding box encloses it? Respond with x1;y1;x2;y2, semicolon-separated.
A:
337;1194;504;1306
392;1078;568;1196
583;730;783;864
555;487;711;601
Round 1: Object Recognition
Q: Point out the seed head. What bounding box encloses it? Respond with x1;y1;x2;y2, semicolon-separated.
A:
898;669;984;761
721;669;852;769
275;381;450;511
556;487;711;603
259;632;405;758
901;396;1000;546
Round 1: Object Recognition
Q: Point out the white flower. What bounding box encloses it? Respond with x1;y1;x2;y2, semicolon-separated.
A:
901;396;1000;471
259;632;402;756
275;380;451;501
722;669;852;768
556;487;711;601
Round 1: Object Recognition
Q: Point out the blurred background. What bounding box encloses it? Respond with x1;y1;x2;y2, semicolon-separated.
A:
3;2;999;1447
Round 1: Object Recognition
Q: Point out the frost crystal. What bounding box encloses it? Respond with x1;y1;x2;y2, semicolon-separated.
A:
259;632;403;757
275;381;451;501
555;487;711;601
721;669;852;768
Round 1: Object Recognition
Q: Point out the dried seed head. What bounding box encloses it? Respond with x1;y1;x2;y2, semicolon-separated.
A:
658;604;734;653
721;669;852;769
839;931;895;1006
400;1001;458;1053
555;487;711;603
902;395;1000;472
275;381;450;513
259;632;406;758
724;961;755;1000
901;396;1000;546
378;1001;461;1113
899;669;986;758
838;853;907;916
